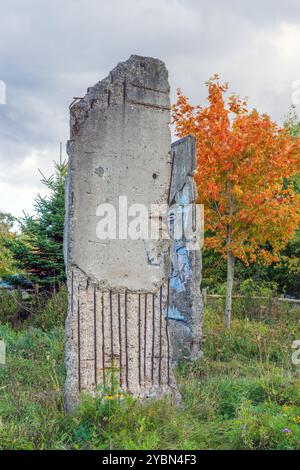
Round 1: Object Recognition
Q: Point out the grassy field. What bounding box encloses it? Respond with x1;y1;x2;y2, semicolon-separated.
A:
0;292;299;450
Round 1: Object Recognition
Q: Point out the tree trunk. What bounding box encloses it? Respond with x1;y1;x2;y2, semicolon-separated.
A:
224;249;234;329
224;179;234;329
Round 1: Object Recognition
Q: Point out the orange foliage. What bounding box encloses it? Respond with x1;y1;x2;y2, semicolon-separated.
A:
172;75;300;265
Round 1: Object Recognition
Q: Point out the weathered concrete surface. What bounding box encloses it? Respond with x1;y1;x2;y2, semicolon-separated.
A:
64;55;178;410
167;136;204;364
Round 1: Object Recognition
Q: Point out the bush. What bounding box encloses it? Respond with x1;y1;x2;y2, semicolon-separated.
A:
207;279;299;321
203;306;297;366
239;279;278;297
29;287;67;331
0;290;28;325
0;287;67;331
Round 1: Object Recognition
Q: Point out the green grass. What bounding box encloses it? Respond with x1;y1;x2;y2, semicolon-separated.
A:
0;299;299;450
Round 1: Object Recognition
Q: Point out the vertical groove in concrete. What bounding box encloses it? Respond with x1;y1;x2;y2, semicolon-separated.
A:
77;296;81;393
166;281;171;385
125;290;129;389
151;294;155;383
118;293;122;387
159;286;163;385
101;293;105;385
138;294;141;387
93;286;97;386
109;290;114;366
143;293;147;385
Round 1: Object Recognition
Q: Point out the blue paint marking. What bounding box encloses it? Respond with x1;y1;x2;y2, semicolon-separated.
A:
178;194;190;205
165;306;186;322
170;276;185;293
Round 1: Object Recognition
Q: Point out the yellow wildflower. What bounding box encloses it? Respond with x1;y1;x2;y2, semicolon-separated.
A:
104;395;114;400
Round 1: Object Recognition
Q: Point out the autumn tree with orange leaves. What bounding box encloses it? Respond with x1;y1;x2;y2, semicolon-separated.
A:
173;76;300;328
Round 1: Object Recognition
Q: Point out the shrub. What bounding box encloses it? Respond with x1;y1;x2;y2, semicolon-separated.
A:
29;287;67;331
0;290;28;325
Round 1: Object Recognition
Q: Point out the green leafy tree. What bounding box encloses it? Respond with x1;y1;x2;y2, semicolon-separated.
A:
7;161;67;292
0;212;16;277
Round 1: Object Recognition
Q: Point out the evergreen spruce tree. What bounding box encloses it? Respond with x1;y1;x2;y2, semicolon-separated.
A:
0;212;16;277
7;161;67;292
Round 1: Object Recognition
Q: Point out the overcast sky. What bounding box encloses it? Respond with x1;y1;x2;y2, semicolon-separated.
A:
1;0;300;217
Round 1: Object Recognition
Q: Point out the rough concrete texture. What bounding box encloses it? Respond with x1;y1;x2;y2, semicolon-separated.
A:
64;55;179;410
168;136;204;364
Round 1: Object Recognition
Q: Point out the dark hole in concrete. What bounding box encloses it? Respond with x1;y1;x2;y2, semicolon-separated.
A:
95;166;104;177
152;173;158;180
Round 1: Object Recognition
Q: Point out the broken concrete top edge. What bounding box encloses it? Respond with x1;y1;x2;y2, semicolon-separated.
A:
171;135;195;149
70;54;170;112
